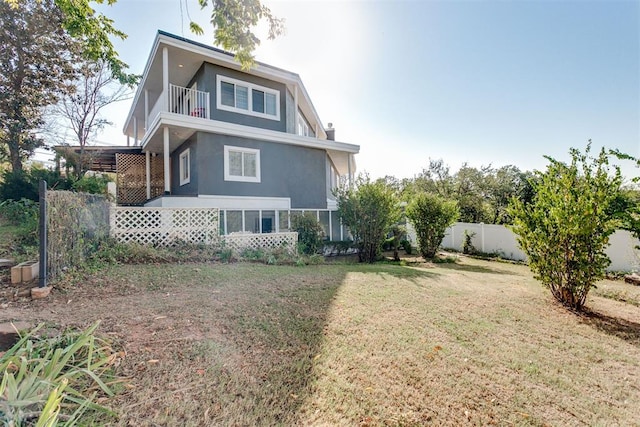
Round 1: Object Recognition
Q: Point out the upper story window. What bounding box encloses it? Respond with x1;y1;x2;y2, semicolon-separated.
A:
217;75;280;121
224;145;261;183
297;112;310;137
179;148;190;186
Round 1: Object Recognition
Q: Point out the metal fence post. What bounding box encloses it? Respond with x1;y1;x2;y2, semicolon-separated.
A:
38;180;47;288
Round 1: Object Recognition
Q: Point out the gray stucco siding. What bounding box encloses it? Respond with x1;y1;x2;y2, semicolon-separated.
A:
195;132;327;208
171;138;198;195
192;63;287;132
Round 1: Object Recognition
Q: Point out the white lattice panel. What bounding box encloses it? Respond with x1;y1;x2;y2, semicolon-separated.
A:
112;207;219;246
224;232;298;254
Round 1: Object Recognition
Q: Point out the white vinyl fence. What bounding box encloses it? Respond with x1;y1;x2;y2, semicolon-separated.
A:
409;221;640;272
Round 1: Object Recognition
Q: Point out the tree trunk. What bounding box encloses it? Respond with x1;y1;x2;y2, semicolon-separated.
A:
9;144;22;173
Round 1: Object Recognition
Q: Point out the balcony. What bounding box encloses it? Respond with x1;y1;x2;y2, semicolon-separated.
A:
148;84;210;128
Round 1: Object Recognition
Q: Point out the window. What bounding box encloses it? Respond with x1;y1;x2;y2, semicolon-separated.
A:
297;111;310;137
224;145;260;183
179;149;190;186
330;163;338;190
217;75;280;120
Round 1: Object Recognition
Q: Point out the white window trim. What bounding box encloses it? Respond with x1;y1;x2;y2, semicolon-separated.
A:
216;75;281;121
224;145;261;183
179;148;190;186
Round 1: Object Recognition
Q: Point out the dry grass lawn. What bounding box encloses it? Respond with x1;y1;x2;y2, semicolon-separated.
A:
1;256;639;426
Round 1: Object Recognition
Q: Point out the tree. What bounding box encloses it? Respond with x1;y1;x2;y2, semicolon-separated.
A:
0;0;78;173
509;143;623;311
51;61;131;178
336;175;400;263
412;158;454;199
406;193;459;259
191;0;285;70
453;163;492;223
485;165;531;224
7;0;283;79
4;0;137;85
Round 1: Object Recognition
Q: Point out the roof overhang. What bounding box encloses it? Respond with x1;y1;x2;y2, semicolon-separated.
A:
53;145;142;173
124;31;328;141
140;113;359;159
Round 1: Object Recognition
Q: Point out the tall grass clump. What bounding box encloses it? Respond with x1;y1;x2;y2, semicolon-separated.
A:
0;322;121;425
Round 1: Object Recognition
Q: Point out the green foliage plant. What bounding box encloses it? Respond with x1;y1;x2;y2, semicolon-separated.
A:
0;322;118;425
291;212;324;255
191;0;285;70
388;224;407;261
336;175;400;263
400;239;413;255
508;143;623;311
0;198;39;247
72;174;112;195
462;230;477;255
406;193;459;260
0;169;73;202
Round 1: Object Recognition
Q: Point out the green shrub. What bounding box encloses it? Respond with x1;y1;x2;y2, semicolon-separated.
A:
0;169;73;202
406;193;459;259
219;248;235;263
336;175;400;263
291;212;324;255
462;230;476;254
72;174;111;195
0;198;39;247
240;247;265;261
89;239;166;265
509;144;622;310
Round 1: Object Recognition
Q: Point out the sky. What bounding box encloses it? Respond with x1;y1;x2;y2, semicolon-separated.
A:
88;0;640;181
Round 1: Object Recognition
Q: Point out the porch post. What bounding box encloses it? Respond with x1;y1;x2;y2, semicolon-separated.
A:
347;154;353;187
163;127;170;194
145;151;151;200
133;117;138;146
162;47;169;111
144;89;149;130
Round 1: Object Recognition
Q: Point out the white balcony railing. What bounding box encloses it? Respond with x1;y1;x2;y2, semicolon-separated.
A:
168;83;210;119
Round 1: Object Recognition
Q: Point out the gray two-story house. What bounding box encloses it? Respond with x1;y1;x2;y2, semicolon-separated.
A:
121;31;359;238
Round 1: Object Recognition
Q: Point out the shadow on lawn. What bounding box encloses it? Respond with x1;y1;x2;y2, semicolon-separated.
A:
435;262;517;276
191;262;438;424
115;264;359;425
580;309;640;347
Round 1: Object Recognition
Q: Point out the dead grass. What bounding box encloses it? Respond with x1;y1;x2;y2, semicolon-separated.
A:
1;257;639;426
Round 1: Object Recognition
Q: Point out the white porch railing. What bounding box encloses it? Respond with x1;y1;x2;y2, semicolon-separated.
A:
168;83;210;119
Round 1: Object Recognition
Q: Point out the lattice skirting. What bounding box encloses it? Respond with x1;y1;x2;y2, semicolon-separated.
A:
223;232;298;254
111;207;220;246
111;207;298;252
116;153;163;205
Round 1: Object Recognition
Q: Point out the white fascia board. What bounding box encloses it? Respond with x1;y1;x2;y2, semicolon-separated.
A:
142;113;360;154
198;195;291;210
146;195;292;209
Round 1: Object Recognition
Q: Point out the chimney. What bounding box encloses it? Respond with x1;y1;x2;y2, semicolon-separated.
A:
325;122;335;141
